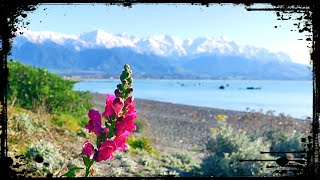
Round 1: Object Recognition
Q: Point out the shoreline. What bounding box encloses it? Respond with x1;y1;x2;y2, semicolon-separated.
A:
89;91;310;121
67;77;312;82
91;93;310;152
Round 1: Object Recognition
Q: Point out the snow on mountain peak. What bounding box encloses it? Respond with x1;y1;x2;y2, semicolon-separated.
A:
79;29;136;48
135;34;187;56
16;29;79;45
13;29;294;63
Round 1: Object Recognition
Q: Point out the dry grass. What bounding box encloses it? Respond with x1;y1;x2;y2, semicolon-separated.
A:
7;105;89;177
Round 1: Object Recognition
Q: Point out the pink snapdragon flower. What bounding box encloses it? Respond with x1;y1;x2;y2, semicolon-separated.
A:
79;65;137;178
102;94;124;118
95;140;117;162
85;110;109;136
115;112;137;136
102;94;116;117
82;141;95;160
112;97;124;117
126;104;136;117
85;110;105;136
114;131;130;151
125;96;135;109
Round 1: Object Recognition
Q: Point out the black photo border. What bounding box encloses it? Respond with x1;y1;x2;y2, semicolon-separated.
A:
0;0;319;178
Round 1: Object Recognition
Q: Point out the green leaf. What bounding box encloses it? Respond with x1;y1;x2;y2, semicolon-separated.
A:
82;154;95;169
61;166;84;178
69;167;84;172
82;154;91;167
62;171;76;178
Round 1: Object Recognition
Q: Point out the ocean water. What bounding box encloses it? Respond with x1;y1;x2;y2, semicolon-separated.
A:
74;79;312;119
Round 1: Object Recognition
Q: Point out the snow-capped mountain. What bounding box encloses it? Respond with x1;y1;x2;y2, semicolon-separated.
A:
78;29;137;49
14;29;291;61
10;29;311;80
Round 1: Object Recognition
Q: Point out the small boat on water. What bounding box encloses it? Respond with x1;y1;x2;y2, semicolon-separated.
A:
246;87;262;90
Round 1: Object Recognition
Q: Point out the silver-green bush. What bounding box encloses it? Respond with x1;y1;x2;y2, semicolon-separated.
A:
11;113;49;134
25;140;64;174
201;118;274;177
265;128;306;158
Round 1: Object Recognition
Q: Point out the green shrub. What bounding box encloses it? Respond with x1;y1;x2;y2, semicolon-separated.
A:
127;135;154;154
8;61;93;126
11;113;49;134
160;151;201;174
201;117;274;177
12;113;36;133
264;128;306;158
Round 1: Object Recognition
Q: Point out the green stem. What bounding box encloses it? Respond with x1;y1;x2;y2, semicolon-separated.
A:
85;160;94;177
85;166;90;177
106;118;117;139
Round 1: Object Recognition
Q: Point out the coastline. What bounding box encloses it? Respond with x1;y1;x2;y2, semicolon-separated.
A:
67;77;312;82
91;93;310;152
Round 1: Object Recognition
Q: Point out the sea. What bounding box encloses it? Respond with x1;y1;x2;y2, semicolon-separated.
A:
73;79;313;120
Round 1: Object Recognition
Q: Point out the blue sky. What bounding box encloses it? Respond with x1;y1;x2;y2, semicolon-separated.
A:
23;3;311;64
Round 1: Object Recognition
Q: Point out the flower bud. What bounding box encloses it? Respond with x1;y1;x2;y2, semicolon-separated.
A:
122;79;127;85
82;141;95;160
120;71;129;81
120;73;125;81
117;84;123;91
124;64;130;70
127;77;133;85
128;88;133;94
114;89;121;97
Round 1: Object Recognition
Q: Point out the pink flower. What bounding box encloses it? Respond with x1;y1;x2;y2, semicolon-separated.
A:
115;112;137;136
114;120;126;137
125;105;136;117
124;97;136;116
124;111;137;123
114;131;130;151
123;119;136;133
113;97;124;117
102;94;116;117
95;140;117;162
82;141;95;160
125;96;135;108
85;110;104;136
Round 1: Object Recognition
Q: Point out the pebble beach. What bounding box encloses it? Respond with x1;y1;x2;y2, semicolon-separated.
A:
91;93;310;153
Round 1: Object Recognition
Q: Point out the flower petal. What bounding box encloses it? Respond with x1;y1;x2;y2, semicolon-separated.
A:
102;94;116;117
85;110;103;136
95;140;117;162
113;97;124;117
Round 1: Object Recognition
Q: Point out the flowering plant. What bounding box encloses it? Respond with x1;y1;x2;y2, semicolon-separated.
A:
63;64;137;177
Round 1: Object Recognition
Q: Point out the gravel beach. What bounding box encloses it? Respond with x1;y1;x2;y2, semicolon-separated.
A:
91;93;310;153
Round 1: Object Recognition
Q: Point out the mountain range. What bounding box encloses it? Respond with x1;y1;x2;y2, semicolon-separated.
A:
10;29;312;80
